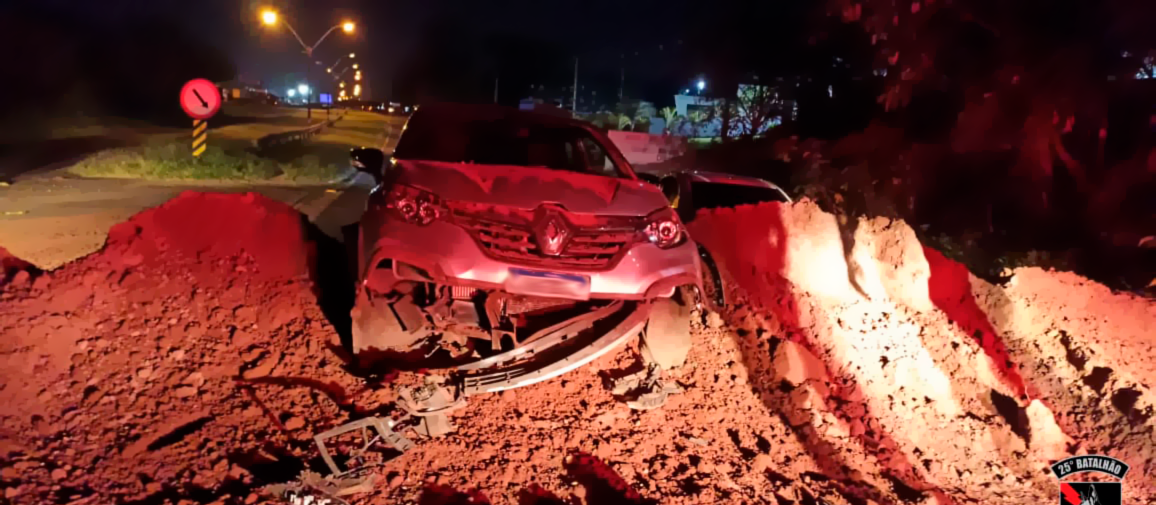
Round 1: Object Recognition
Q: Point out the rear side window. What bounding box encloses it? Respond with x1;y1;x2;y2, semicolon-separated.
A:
690;181;789;211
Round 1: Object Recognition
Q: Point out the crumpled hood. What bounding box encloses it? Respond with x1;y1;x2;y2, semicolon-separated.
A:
391;160;668;215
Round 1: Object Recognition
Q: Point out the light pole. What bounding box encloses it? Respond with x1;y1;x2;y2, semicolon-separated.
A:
260;9;355;119
327;53;355;74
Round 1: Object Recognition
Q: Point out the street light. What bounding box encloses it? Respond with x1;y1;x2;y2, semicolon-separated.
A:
352;63;359;69
697;79;706;91
328;53;356;74
353;84;361;97
287;89;296;97
258;8;356;117
297;84;310;95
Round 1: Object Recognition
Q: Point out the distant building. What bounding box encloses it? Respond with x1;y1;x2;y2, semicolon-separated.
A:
216;78;269;102
669;82;796;138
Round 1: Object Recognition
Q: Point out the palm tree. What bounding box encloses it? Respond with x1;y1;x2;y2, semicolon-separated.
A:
659;107;682;134
632;109;650;132
616;114;633;131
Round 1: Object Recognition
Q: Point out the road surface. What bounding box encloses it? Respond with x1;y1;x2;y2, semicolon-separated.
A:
0;113;402;269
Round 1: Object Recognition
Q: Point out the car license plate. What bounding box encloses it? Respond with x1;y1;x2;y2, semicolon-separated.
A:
505;268;591;300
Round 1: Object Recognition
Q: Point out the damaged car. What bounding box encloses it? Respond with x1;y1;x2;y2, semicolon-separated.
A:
347;103;703;395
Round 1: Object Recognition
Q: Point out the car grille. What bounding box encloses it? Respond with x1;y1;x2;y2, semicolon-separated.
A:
449;205;638;270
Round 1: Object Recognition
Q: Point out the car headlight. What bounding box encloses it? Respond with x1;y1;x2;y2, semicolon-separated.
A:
386;184;445;226
642;207;686;249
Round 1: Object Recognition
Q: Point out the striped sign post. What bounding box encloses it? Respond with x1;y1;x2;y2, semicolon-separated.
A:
192;119;208;158
179;78;222;159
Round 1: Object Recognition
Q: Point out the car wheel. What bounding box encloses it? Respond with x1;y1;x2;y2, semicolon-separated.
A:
641;290;693;370
696;245;726;312
349;282;431;367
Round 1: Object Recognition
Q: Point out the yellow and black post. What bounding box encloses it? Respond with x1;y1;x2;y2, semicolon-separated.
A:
192;119;207;158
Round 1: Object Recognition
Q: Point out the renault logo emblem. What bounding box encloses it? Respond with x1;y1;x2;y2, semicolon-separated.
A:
533;208;572;256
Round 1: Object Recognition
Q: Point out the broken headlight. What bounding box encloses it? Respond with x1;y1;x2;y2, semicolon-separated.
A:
386;184;445;226
643;207;687;249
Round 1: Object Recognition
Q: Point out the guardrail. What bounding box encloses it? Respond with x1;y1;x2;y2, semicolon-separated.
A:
253;111;346;152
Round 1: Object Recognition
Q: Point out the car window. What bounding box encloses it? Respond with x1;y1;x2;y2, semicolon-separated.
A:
690;181;789;210
578;137;620;177
393;111;627;178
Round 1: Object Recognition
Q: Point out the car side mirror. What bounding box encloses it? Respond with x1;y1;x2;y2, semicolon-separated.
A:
350;147;387;183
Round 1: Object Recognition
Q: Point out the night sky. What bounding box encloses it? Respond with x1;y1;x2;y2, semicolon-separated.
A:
14;0;814;106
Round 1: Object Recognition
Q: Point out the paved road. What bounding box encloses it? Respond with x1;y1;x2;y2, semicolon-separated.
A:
0;114;402;269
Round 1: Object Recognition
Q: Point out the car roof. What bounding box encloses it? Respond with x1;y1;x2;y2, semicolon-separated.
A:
412;102;593;129
687;171;793;202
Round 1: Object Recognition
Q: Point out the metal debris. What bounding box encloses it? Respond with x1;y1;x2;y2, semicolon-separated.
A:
398;375;467;438
283;376;466;503
264;471;363;504
610;363;684;410
314;417;415;478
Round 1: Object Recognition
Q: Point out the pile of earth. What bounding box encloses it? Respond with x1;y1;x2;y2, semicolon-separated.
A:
1;191;1152;505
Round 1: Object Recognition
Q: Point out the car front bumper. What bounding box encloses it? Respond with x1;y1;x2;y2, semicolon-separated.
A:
361;216;702;300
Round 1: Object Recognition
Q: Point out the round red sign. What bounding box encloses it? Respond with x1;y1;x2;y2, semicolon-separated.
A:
180;78;222;120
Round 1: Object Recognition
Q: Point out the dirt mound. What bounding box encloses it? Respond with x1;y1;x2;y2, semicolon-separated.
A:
99;191;313;280
0;192;361;504
0;246;37;286
2;191;1152;505
687;199;1156;503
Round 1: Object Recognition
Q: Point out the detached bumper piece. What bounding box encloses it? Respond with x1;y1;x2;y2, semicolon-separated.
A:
457;301;653;395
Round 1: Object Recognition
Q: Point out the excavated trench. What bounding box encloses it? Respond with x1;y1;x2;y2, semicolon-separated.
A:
0;192;1151;505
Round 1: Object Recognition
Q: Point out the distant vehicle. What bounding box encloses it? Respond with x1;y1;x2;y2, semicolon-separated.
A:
347;103;702;393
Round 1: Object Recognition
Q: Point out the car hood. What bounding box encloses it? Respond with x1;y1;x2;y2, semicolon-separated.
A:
391;160;669;215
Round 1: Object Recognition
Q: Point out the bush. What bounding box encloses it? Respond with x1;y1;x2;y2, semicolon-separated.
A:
67;140;344;182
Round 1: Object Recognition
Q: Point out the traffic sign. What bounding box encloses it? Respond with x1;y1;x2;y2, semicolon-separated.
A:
180;78;222;120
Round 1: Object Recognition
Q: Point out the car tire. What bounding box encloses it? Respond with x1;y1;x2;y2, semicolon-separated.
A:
696;245;727;313
349;284;430;367
641;290;693;370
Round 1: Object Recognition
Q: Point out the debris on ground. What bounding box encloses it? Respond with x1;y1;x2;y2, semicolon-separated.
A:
609;363;685;411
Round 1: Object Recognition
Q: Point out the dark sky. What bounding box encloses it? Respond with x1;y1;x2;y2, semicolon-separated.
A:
19;0;815;106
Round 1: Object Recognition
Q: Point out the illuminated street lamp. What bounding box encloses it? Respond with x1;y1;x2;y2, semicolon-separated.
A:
339;82;345;88
697;79;706;92
353;84;361;97
287;89;296;97
259;7;356;117
297;84;310;95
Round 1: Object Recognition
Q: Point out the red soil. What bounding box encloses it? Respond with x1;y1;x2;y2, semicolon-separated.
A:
1;193;1152;505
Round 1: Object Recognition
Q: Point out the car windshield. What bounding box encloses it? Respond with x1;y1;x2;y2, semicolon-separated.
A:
393;110;626;178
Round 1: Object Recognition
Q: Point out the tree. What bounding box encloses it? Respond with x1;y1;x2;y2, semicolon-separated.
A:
734;83;782;138
824;0;1156;217
632;109;651;132
659;106;682;133
616;114;634;131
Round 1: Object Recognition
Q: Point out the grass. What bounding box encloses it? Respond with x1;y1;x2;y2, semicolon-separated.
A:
66;109;393;183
